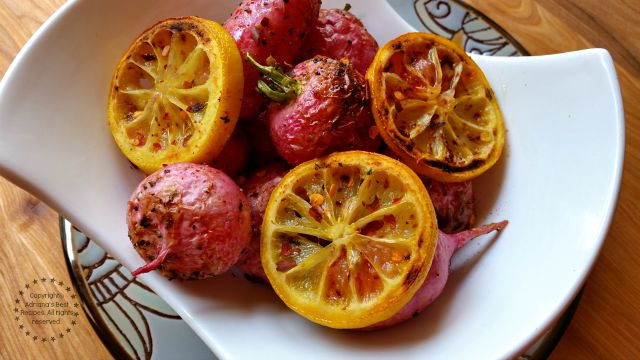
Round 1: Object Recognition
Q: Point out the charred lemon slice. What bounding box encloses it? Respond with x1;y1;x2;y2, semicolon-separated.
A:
107;17;243;174
261;151;438;329
367;33;505;182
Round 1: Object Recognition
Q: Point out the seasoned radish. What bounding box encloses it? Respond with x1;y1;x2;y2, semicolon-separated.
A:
384;146;476;232
240;110;283;167
249;55;380;165
236;162;288;282
302;8;378;75
127;162;251;279
211;128;250;179
223;0;321;119
369;221;508;329
425;178;476;233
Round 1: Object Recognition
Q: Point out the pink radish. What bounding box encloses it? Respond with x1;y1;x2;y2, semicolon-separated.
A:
369;220;508;329
248;55;380;165
223;0;321;119
301;8;379;75
210;128;250;179
236;162;289;282
127;163;252;280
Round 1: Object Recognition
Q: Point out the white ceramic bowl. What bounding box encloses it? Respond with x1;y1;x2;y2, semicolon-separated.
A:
0;0;624;359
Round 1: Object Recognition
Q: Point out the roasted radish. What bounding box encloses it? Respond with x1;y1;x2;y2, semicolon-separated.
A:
224;0;321;119
302;7;378;75
236;162;288;281
127;162;252;279
249;55;380;165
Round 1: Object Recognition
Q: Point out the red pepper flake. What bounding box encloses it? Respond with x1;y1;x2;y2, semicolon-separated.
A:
392;195;404;203
152;142;162;151
360;220;384;236
328;184;337;198
279;241;293;257
383;214;397;229
309;205;323;222
294;186;308;200
368;125;379;139
276;259;297;272
181;134;192;146
363;196;380;212
132;132;147;146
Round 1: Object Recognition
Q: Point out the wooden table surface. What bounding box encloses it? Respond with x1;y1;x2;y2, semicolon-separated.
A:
0;0;638;359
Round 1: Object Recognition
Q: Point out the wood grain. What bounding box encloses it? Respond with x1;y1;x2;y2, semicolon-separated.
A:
0;175;112;360
1;0;639;359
